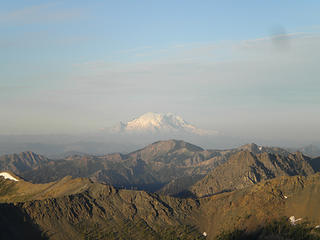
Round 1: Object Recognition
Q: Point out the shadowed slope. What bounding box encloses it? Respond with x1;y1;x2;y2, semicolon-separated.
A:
0;176;204;239
196;173;320;239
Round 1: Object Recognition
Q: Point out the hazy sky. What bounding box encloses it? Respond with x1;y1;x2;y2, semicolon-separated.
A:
1;1;320;143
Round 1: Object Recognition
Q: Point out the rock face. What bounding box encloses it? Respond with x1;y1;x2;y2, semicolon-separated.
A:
191;150;314;197
0;151;49;173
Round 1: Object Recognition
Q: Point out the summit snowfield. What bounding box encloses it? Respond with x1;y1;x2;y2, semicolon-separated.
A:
111;112;215;135
0;172;19;181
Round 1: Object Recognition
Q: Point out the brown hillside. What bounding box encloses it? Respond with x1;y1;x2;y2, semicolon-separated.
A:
191;150;314;197
1;173;320;239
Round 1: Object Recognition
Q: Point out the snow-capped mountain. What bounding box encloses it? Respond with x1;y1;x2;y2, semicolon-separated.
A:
111;112;215;135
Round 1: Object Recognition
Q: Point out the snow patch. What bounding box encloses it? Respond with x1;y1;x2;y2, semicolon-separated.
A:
0;172;19;181
289;216;302;225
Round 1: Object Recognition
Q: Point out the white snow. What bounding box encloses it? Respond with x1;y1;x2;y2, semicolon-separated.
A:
203;232;207;237
126;112;195;132
0;172;19;181
112;112;217;135
289;216;302;225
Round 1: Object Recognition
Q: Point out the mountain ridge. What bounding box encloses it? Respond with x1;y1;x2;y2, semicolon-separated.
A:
190;150;315;197
1;140;319;197
2;172;320;239
0;151;49;173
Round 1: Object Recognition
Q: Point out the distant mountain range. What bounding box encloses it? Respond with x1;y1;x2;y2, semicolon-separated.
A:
288;144;320;158
0;140;227;191
0;113;319;157
0;112;220;157
1;140;319;197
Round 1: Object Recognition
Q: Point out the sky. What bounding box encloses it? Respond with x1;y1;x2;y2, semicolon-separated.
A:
1;0;320;144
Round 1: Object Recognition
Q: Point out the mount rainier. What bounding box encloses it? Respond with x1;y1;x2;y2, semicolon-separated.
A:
111;112;215;135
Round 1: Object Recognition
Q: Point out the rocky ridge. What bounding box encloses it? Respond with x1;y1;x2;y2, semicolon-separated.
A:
190;150;314;197
1;172;320;239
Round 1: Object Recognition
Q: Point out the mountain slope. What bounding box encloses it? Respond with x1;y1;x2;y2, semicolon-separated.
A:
196;173;320;238
191;150;315;197
0;175;92;203
1;141;303;195
2;172;320;239
11;140;230;192
0;151;49;173
0;203;46;240
0;176;204;240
